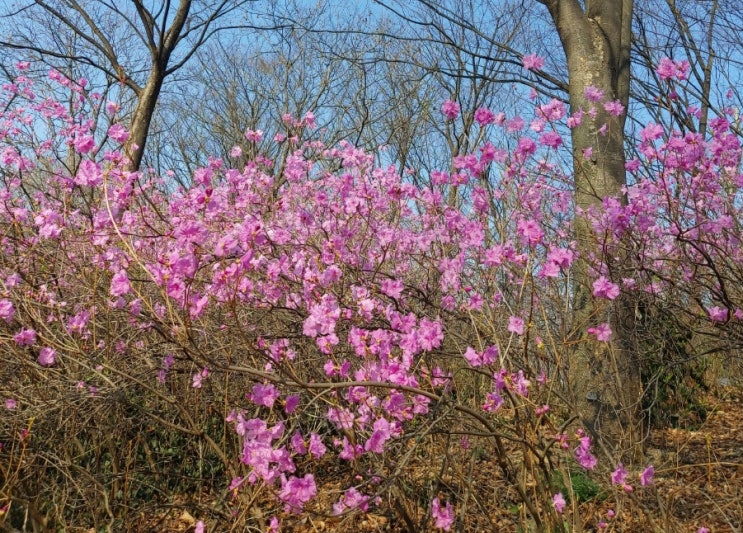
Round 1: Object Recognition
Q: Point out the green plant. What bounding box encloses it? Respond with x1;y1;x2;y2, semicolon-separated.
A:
551;470;605;504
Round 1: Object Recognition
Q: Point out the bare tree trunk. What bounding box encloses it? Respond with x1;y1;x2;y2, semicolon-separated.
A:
125;67;165;171
541;0;643;461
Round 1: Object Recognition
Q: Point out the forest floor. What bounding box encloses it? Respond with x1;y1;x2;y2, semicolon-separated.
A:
140;385;743;533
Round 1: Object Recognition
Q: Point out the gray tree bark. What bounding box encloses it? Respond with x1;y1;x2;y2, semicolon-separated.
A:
540;0;643;461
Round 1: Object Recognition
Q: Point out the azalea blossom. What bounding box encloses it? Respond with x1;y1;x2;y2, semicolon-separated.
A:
584;85;604;102
431;497;455;530
441;99;460;120
592;276;620;300
604;100;625;116
553;492;566;514
107;123;129;143
279;474;317;513
640;465;655;486
575;434;597;470
474;107;495;125
0;299;15;322
464;346;482;367
110;269;131;297
708;306;728;322
38;347;56;366
508;316;525;335
588;322;612;342
522;53;545;71
245;129;263;142
611;463;628;485
13;328;36;346
657;57;690;81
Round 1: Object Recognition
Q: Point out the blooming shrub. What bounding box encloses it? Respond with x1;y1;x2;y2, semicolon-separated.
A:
1;59;741;531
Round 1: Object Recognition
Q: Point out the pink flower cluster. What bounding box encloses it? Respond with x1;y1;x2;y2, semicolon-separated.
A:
2;67;741;529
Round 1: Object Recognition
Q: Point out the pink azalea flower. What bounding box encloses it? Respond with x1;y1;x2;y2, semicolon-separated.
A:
625;159;641;171
13;328;36;346
512;370;531;396
474;107;495;125
250;383;280;408
552;492;567;514
303;111;316;128
611;463;628;485
575;435;597;470
73;134;95;153
365;417;392;454
537;99;566;121
431;497;455;531
539;131;563;148
74;159;102;186
508;316;525;335
381;278;404;299
284;394;300;414
584;86;604;102
417;317;444;351
656;57;676;80
107;123;129;143
708;306;728;322
463;347;482;367
279;474;316;513
308;433;326;457
522;53;545;71
441;99;460;120
592;276;620;300
553;492;566;514
507;115;525;132
38;347;56;366
640;123;664;142
245;129;263;142
567;110;583;128
0;299;15;322
482;392;503;412
674;60;690;80
291;431;307;455
482;345;499;365
640;465;655;486
515;137;537;159
110;269;131;297
333;487;370;515
588;322;612;342
604;100;625;116
517;218;544;246
546;247;574;272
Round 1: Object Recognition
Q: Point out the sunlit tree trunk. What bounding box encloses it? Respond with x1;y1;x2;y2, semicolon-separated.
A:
540;0;643;461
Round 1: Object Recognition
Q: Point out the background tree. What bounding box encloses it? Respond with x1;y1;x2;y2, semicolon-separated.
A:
537;0;641;459
0;0;271;171
372;0;640;457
